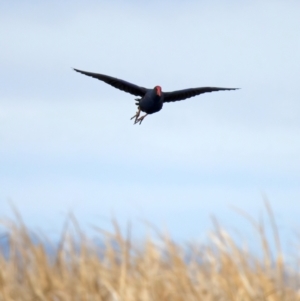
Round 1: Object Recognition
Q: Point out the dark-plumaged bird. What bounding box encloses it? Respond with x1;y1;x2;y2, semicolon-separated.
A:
73;68;239;125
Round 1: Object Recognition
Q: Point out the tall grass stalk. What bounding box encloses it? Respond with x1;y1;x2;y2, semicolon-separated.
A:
0;204;299;301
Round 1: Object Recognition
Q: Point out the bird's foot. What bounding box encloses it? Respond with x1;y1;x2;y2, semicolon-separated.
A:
135;114;148;125
130;108;141;123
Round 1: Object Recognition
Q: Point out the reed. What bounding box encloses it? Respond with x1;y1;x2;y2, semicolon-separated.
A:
0;204;299;301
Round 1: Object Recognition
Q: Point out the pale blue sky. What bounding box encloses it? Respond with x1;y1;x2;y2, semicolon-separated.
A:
1;1;300;248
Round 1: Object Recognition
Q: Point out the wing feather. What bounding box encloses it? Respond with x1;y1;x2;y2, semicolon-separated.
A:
74;68;148;97
163;87;239;102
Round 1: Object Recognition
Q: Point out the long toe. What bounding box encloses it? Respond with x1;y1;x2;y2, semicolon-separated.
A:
130;108;141;122
130;112;139;121
135;116;141;124
136;114;147;125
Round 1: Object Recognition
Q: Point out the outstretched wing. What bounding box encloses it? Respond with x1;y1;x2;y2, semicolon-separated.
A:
74;68;148;97
163;87;239;103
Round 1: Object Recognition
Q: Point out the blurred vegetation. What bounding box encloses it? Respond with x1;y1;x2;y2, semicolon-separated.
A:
0;202;299;301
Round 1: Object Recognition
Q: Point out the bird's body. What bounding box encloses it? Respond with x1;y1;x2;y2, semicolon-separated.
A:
139;88;163;114
73;68;238;124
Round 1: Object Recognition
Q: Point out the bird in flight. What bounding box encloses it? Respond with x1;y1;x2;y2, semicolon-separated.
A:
74;68;238;125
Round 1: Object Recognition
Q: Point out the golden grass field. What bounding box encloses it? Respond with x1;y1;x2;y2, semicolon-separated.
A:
0;203;299;301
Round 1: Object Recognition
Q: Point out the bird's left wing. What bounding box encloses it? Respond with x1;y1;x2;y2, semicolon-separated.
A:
163;87;239;102
74;69;148;97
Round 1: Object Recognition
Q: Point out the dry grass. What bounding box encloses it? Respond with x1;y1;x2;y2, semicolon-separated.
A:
0;204;299;301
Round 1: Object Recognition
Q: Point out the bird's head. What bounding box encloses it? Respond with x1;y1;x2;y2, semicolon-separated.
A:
154;86;162;97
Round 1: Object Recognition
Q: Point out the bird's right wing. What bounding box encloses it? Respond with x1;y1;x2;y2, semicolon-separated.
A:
163;87;239;102
74;69;148;97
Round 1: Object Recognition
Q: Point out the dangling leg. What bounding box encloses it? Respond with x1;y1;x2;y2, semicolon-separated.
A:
136;114;148;125
130;107;141;123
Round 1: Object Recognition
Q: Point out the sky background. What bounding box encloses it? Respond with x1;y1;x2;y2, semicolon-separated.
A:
1;1;300;251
